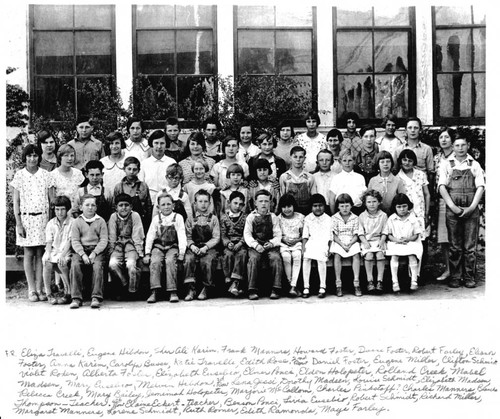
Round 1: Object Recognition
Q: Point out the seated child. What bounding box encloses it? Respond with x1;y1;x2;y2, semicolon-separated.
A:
143;192;187;303
277;194;304;297
108;193;145;300
248;159;280;213
42;195;73;305
219;163;249;216
330;193;362;297
220;191;248;297
358;189;388;294
69;194;109;309
302;194;332;298
184;190;220;301
244;190;283;300
114;156;153;232
184;160;217;215
385;193;423;293
154;163;192;221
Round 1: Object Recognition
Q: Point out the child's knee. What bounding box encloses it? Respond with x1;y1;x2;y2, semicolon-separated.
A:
364;252;374;261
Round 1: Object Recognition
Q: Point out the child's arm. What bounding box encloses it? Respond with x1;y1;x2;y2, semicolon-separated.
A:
182;194;193;220
175;215;187;261
244;214;263;252
268;214;282;249
439;185;463;215
143;215;158;264
357;218;370;250
422;183;430;226
220;215;232;249
91;219;108;260
12;188;25;238
107;214;117;254
328;190;336;215
301;219;310;254
42;238;52;265
203;216;220;252
132;213;145;257
378;234;387;250
462;186;485;217
71;220;89;264
279;174;286;196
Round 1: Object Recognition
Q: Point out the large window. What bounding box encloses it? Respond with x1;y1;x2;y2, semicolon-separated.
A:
29;5;115;119
235;5;316;105
334;7;415;123
133;5;216;121
433;6;486;124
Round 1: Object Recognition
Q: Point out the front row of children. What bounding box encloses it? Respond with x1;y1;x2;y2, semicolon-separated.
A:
42;184;424;308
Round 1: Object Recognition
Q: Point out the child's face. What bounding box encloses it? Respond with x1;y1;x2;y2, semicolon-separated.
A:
378;158;393;174
189;140;203;157
257;168;270;182
76;121;93;139
280;127;292;141
317;152;333;172
109;139;122;156
129;122;142;141
401;156;415;172
81;197;97;218
239;126;252;144
365;196;380;213
229;197;245;214
439;131;453;149
406;121;421;140
281;204;294;218
158;197;174;216
54;206;68;221
395;203;409;217
195;195;210;213
347;119;357;133
326;135;340;151
255;195;270;214
259;139;274;155
338;202;352;216
305;118;318;132
41;137;56;153
165;124;179;142
312;203;325;216
224;140;239;158
166;172;181;188
341;154;355;172
362;129;376;150
290;151;306;169
193;163;206;179
453;139;469;158
204;124;218;142
116;201;132;218
229;172;243;186
385;120;396;136
25;153;40;169
151;137;167;159
60;152;75;167
125;163;139;180
87;168;103;186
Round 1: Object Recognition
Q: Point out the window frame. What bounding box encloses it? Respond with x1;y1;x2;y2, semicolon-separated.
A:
333;6;416;125
432;6;486;126
28;4;117;121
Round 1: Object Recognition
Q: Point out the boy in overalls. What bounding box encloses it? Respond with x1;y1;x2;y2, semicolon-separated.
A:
143;192;187;303
438;137;485;288
244;190;283;300
184;190;220;301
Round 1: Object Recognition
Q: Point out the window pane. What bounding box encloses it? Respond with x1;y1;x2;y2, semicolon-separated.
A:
374;74;408;118
137;76;177;119
136;5;174;28
276;31;312;74
435;6;472;25
74;5;113;28
176;5;213;27
178;76;214;117
33;5;73;29
76;32;112;74
435;29;473;72
474;73;485;117
77;77;113;115
374;32;408;73
276;6;312;26
436;73;472;117
337;7;372;27
337;32;372;73
473;6;486;25
34;32;73;74
238;6;274;26
137;31;175;74
287;76;313;102
34;77;74;118
176;31;213;74
374;7;409;26
338;74;374;119
473;28;486;71
238;31;274;74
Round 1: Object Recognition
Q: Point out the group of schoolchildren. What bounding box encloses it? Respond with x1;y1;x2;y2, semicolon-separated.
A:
10;111;485;308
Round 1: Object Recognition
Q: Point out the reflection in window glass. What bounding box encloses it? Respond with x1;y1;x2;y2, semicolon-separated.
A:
34;32;73;74
374;7;409;26
435;29;473;72
435;6;471;25
374;74;408;118
176;5;213;27
238;31;274;74
76;32;112;74
276;31;312;74
136;5;174;28
338;74;375;119
74;5;113;28
337;32;372;73
34;77;74;117
137;31;175;74
337;7;372;27
473;28;486;71
374;32;408;73
237;6;274;26
33;5;72;29
276;6;312;26
176;31;213;75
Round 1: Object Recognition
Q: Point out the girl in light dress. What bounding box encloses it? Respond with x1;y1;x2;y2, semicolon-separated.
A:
101;131;126;199
277;194;304;298
385;193;423;293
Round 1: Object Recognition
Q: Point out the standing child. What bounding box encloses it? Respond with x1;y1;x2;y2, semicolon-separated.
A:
124;117;151;161
325;129;343;174
279;146;315;215
143;193;187;303
236;121;260;163
340;112;362;154
67;115;105;170
220;191;248;297
330;193;362;297
100;131;126;199
248;133;287;182
355;125;380;184
164;116;185;162
211;135;249;188
154;163;192;221
277;194;304;297
184;190;220;301
70;194;109;309
302;194;332;298
295;110;327;173
11;144;51;302
244;190;283;300
385;193;423;293
376;114;403;158
42;195;73;305
312;149;335;210
108;194;145;300
219;163;249;216
274;120;297;168
184;160;217;215
248;159;280;213
358;190;388;294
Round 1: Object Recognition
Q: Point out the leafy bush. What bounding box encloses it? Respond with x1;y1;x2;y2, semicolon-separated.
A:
6;68;29;128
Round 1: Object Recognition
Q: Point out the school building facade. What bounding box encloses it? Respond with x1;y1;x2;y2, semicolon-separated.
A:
6;3;486;130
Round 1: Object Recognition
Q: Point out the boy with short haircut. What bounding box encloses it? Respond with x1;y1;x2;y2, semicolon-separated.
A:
279;146;315;215
312;149;335;209
244;189;283;300
154;163;192;221
340;112;362;154
164;116;185;162
107;193;145;300
438;137;485;289
202;116;223;162
355;125;380;184
114;156;153;232
42;195;73;305
70;194;108;309
183;190;221;301
220;191;248;297
67;115;105;170
72;160;112;221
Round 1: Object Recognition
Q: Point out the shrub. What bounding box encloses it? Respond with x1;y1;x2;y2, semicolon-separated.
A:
6;68;29;129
